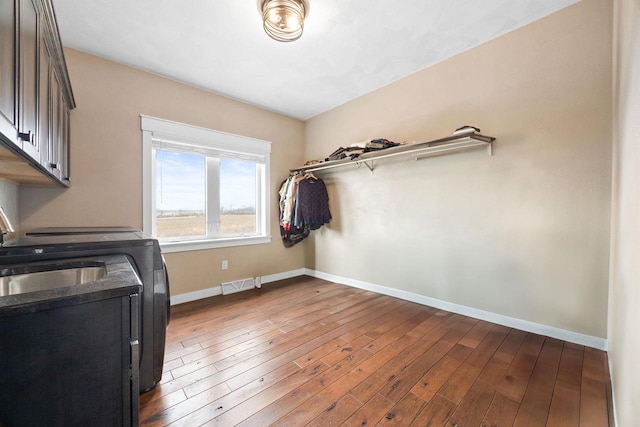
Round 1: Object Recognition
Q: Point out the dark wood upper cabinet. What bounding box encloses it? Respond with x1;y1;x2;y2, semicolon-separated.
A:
0;0;75;187
19;0;40;162
0;0;17;137
50;69;61;180
37;28;51;173
61;95;70;182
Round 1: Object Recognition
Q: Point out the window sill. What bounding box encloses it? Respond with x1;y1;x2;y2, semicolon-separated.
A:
158;235;272;253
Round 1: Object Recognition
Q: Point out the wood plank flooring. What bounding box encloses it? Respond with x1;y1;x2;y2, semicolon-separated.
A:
140;276;613;426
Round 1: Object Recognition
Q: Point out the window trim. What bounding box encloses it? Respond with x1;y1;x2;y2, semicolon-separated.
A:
141;115;271;253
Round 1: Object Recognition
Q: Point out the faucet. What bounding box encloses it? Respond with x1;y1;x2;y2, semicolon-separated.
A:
0;207;14;247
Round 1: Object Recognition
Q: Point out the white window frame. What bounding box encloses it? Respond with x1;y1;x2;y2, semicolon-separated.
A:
141;115;271;253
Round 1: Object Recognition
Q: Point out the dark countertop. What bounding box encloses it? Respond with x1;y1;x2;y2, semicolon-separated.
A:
0;254;142;316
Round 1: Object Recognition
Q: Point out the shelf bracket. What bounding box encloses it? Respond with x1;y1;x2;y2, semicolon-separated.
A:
364;161;374;173
355;160;375;173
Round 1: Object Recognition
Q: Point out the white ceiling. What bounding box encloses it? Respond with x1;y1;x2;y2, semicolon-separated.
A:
52;0;579;121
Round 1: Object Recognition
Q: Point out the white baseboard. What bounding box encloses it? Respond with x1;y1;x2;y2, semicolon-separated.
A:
170;286;222;305
170;268;307;305
261;268;307;284
305;269;608;351
170;267;607;351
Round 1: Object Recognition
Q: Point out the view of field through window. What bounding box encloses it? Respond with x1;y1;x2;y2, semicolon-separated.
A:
155;150;257;239
156;213;256;238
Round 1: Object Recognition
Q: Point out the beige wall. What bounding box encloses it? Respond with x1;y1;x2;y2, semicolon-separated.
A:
305;0;613;338
18;49;307;295
609;0;640;424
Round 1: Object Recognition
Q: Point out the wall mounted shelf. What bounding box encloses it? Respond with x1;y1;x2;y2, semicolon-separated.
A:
290;133;496;175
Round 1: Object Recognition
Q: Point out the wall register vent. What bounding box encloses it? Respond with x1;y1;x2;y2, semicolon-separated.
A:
221;277;261;295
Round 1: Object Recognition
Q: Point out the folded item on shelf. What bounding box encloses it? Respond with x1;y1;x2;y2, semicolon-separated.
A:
365;138;400;150
349;140;368;149
325;146;366;162
323;139;401;162
453;125;481;135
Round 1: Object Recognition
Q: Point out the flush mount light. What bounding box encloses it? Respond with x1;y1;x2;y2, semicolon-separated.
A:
261;0;308;42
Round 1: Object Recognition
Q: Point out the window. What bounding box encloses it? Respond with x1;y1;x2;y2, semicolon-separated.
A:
141;115;271;252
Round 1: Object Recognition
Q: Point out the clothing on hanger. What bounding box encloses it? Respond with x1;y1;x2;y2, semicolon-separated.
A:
278;173;332;247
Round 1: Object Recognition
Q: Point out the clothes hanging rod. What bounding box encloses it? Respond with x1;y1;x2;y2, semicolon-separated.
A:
290;133;495;174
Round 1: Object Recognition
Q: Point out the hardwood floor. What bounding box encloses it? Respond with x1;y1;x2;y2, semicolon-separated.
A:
140;276;613;426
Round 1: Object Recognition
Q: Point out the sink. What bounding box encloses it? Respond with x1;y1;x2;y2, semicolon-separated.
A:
0;262;107;296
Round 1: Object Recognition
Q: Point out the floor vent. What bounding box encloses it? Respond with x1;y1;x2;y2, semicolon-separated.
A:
221;277;260;295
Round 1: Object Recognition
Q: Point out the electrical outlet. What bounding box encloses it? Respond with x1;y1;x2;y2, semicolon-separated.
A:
221;260;228;270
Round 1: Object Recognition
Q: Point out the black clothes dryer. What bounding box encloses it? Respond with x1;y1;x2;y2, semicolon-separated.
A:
0;227;170;392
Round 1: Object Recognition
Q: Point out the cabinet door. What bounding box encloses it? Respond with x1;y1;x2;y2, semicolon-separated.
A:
0;0;18;146
49;68;61;180
0;296;136;427
60;103;70;182
18;0;40;161
37;29;51;172
48;67;71;183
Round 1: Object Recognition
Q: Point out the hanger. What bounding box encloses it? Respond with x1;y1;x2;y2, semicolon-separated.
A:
303;171;317;180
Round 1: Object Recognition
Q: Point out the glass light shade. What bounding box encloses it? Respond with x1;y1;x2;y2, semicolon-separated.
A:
261;0;306;42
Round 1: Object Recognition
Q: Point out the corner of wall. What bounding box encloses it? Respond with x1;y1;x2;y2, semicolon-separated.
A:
0;180;20;238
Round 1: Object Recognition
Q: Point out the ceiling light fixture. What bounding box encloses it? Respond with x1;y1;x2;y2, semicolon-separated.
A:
261;0;307;42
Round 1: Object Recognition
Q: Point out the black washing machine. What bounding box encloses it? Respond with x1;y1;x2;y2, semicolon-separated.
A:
0;227;170;392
